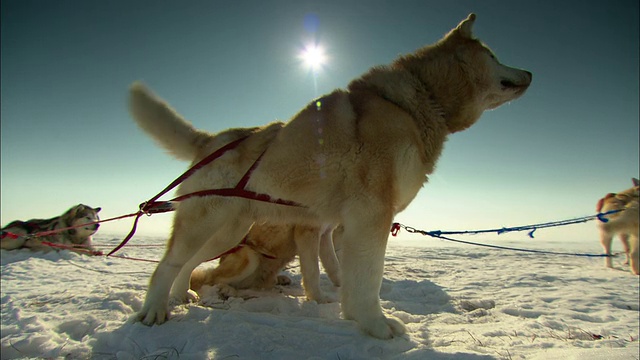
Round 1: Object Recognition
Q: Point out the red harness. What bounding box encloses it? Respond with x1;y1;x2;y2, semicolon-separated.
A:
108;136;303;256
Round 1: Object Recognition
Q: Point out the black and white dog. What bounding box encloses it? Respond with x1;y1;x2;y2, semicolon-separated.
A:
1;204;101;254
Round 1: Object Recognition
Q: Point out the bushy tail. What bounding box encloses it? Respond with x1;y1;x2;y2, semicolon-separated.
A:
129;82;209;161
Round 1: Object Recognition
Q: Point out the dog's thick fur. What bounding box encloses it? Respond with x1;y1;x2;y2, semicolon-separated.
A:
190;224;341;302
597;178;639;275
130;14;531;338
1;204;101;253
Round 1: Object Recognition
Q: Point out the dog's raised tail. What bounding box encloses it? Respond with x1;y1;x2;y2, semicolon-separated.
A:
129;82;208;161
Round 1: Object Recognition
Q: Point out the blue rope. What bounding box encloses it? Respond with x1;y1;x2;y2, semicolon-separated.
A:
392;209;624;258
408;230;611;257
417;209;622;239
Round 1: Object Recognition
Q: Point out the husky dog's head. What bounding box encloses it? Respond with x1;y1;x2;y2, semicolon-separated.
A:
65;204;102;240
596;178;639;222
395;13;532;133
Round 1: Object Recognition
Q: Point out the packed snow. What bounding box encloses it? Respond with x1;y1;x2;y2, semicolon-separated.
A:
1;231;638;359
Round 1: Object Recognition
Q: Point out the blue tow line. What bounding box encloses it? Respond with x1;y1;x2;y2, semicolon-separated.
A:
391;209;623;258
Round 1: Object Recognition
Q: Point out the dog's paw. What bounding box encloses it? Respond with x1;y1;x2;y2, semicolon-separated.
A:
359;315;406;339
604;259;614;268
217;284;239;300
307;292;337;304
186;289;200;303
137;304;169;326
168;289;200;306
276;275;292;286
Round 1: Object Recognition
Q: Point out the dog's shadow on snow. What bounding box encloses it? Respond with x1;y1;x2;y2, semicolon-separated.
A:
380;277;456;315
90;276;481;360
0;248;83;265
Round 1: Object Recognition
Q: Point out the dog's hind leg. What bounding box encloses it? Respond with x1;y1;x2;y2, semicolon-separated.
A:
618;233;631;265
138;246;188;325
339;206;405;339
319;225;341;287
199;248;261;288
628;234;639;275
295;226;332;303
138;207;252;326
169;217;254;301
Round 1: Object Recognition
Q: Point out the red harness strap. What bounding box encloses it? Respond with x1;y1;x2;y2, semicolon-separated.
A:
206;235;278;262
1;231;21;240
108;137;303;256
167;149;300;206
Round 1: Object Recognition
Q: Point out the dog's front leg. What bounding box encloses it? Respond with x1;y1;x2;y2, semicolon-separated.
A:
339;212;405;339
599;231;614;269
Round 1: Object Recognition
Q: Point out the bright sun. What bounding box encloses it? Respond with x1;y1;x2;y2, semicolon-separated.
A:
300;44;326;72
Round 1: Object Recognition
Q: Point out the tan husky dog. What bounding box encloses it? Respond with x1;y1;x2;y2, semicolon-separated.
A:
129;14;531;338
597;178;639;275
190;224;341;303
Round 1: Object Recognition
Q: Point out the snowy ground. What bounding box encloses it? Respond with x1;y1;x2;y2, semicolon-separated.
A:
1;233;638;360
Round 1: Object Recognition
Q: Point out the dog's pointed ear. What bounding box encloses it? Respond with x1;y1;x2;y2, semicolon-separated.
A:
633;178;639;187
456;13;476;39
69;205;83;218
596;197;605;212
94;207;102;213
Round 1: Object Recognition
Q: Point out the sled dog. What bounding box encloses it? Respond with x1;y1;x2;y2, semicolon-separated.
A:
190;224;341;303
1;204;101;253
129;14;531;338
597;178;639;275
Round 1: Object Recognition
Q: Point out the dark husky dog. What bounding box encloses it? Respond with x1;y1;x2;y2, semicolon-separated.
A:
1;204;101;254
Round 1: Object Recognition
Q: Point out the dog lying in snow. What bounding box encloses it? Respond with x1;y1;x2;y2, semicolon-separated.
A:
1;204;101;254
190;223;341;303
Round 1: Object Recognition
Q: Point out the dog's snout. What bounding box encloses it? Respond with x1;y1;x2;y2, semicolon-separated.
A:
501;70;532;90
517;70;532;86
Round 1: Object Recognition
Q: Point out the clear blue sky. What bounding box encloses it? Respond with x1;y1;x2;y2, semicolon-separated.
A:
2;0;638;245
